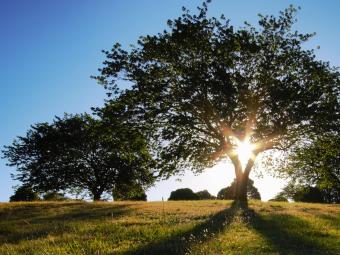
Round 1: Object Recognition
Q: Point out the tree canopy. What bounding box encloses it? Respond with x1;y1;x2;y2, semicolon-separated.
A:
113;182;147;201
43;191;68;201
168;188;199;200
279;182;338;203
9;185;40;202
94;2;339;202
280;134;339;201
269;191;288;202
196;189;215;200
3;113;156;201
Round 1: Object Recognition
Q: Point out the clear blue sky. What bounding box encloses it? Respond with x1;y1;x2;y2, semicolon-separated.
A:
1;0;339;202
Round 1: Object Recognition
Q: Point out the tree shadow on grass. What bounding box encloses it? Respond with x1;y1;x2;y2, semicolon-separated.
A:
124;201;249;255
250;211;339;255
125;202;339;255
0;202;132;245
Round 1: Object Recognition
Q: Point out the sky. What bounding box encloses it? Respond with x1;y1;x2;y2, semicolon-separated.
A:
0;0;339;202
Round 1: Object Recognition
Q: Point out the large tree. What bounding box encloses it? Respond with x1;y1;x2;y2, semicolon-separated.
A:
94;2;339;202
3;113;156;201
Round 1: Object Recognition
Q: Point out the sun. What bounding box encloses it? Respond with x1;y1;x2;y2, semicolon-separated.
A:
236;139;254;169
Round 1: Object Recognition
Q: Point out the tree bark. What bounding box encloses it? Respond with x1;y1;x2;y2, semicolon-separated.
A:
92;190;103;201
235;172;249;202
231;153;257;205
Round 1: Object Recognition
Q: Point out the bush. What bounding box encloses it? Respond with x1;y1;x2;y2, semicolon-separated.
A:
10;185;40;202
168;188;199;200
128;192;147;201
196;190;215;200
217;186;234;200
293;186;325;203
280;182;339;203
43;192;67;201
269;193;288;202
113;183;147;201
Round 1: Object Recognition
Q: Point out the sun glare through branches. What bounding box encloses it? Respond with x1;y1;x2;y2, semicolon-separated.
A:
236;139;254;170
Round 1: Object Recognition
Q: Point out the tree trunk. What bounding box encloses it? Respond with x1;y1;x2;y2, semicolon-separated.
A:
235;173;249;202
231;157;249;203
92;190;103;201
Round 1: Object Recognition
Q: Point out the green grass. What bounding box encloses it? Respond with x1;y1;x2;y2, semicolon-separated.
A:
0;200;339;254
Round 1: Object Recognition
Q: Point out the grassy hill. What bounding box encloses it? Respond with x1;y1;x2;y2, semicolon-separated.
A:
0;200;339;255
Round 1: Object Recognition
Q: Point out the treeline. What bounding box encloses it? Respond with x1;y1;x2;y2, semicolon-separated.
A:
9;184;148;202
168;179;261;201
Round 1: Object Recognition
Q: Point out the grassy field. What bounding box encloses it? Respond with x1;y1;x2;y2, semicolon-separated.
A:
0;200;339;255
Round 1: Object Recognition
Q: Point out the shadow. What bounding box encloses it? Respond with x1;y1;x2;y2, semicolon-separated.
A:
125;201;249;255
250;212;339;255
0;202;132;245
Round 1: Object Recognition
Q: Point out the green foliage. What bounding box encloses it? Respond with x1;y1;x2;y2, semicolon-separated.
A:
279;133;340;203
42;191;67;201
168;188;215;200
217;179;261;200
94;1;339;201
9;185;40;202
281;182;339;203
196;189;215;200
292;186;325;203
168;188;199;200
217;186;235;200
269;192;288;202
113;182;147;201
3;113;156;201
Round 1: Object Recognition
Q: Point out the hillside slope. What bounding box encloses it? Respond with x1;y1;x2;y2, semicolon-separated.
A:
0;200;339;255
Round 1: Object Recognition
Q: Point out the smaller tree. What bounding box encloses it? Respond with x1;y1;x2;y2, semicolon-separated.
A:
281;182;339;203
113;182;147;201
196;190;215;200
3;113;156;201
269;192;288;202
278;134;340;203
247;180;261;200
292;186;324;203
43;191;67;201
168;188;199;200
10;185;40;202
217;179;261;200
217;186;234;200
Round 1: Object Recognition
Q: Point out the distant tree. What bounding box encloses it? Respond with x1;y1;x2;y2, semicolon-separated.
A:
10;185;40;202
217;178;261;200
278;134;340;203
195;189;215;200
281;182;339;203
168;188;199;200
292;186;324;203
269;192;288;202
3;113;156;201
247;180;261;200
43;191;67;201
217;186;234;200
113;182;147;201
94;2;339;203
129;192;147;201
